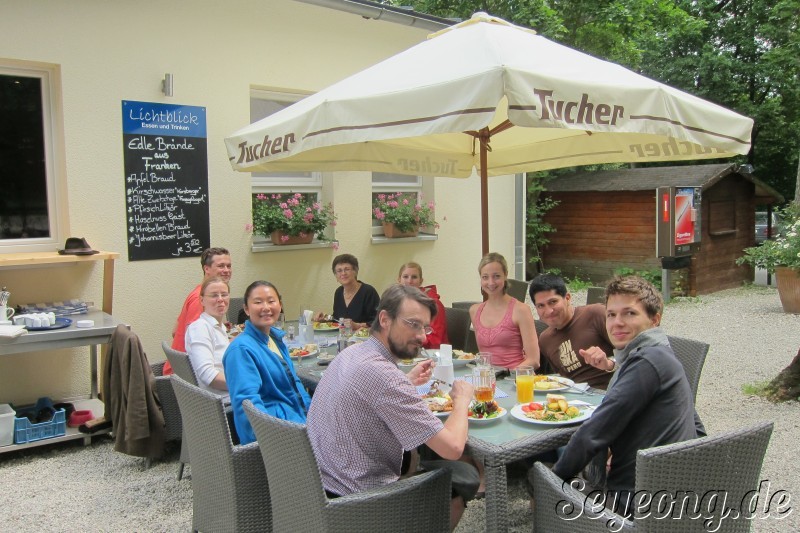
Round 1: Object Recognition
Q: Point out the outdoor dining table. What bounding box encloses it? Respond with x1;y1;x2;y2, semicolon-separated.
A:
293;338;605;533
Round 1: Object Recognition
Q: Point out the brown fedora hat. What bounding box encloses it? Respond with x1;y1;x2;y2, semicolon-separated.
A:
58;237;99;256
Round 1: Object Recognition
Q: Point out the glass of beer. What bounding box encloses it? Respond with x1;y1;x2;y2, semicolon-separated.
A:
515;366;535;404
473;366;495;402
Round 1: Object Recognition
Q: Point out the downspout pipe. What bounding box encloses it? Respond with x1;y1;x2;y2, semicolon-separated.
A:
292;0;456;31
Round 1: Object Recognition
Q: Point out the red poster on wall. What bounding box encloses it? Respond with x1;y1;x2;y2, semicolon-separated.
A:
674;187;695;246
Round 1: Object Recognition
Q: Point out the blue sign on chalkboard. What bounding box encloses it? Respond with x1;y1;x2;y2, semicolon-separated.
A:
122;100;210;261
122;100;206;137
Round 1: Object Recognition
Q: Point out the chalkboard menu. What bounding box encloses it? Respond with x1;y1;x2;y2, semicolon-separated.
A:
122;100;210;261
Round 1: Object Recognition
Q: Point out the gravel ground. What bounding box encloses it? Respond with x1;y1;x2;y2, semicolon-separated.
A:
1;285;797;532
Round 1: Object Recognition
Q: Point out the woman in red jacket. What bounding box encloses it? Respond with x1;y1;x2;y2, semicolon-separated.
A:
397;262;450;349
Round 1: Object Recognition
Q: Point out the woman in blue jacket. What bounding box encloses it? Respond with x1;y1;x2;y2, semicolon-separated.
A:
223;280;311;445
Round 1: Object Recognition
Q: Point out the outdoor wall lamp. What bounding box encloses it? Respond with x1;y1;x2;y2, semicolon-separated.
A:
161;73;174;97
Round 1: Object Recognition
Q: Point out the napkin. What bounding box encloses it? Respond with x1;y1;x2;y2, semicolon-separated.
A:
0;325;27;338
303;310;314;324
439;344;452;365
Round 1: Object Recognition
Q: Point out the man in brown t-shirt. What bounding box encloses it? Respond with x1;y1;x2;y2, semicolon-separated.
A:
530;274;615;389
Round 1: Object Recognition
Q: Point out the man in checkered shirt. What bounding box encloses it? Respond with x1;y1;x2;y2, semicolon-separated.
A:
307;284;479;530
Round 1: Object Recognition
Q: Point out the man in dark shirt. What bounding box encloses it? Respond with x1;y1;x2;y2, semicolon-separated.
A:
530;274;615;389
530;276;703;515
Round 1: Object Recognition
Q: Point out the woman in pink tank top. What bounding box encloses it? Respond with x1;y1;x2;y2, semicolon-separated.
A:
469;253;540;369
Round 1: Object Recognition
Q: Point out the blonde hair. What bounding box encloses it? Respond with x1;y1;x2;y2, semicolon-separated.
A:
397;262;423;279
200;276;230;296
478;252;509;294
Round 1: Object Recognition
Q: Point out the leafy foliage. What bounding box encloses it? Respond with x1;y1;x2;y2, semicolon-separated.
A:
737;204;800;273
372;193;437;233
396;0;800;201
250;193;336;242
613;267;663;291
526;173;560;272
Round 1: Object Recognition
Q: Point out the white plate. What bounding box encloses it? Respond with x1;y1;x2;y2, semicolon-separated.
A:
468;405;507;423
530;375;575;392
509;403;593;426
290;349;319;360
398;357;428;368
316;352;336;362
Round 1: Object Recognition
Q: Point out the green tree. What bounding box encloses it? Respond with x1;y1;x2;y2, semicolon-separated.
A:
397;0;800;200
640;0;800;201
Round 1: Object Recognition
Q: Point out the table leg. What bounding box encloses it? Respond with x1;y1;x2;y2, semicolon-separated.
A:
90;344;98;398
484;462;509;533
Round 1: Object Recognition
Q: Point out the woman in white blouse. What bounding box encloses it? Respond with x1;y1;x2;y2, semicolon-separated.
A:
185;276;230;394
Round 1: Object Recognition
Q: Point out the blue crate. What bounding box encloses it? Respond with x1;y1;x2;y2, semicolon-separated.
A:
14;408;66;444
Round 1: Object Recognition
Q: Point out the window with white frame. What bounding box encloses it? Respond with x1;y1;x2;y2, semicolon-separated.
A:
249;89;331;246
371;172;436;236
0;61;67;253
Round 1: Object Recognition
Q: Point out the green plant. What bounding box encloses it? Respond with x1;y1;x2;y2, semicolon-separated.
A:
613;267;663;291
526;173;560;272
372;193;437;232
737;204;800;274
741;381;771;397
566;277;593;292
249;192;336;242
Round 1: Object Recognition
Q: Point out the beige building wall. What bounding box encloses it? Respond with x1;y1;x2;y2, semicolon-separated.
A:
0;0;519;403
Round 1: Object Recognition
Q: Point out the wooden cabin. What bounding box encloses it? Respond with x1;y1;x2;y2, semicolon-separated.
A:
539;164;783;295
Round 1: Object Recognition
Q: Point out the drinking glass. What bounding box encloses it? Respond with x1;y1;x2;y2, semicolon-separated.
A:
286;325;295;342
515;366;535;404
476;352;493;368
472;366;495;402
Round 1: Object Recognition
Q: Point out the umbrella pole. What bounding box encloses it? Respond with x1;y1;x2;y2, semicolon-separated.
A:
480;133;490;257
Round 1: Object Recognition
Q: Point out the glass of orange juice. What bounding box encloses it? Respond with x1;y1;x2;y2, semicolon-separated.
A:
515;366;535;404
472;366;495;402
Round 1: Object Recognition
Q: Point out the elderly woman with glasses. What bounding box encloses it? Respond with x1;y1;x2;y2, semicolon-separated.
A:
318;253;380;330
184;276;231;395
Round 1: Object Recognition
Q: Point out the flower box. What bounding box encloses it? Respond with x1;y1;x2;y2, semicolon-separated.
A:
382;222;419;238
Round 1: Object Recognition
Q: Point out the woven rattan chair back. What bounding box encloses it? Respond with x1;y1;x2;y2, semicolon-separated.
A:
444;307;470;351
172;376;271;533
162;341;198;386
532;422;774;533
244;400;451;532
228;296;245;324
507;278;529;302
586;286;606;305
244;401;328;531
667;335;710;404
635;421;773;532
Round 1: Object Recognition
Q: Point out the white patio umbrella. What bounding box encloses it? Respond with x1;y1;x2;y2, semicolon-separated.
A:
225;12;753;255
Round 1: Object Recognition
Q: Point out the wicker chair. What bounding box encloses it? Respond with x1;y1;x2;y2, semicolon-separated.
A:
507;278;530;302
586;286;605;305
451;300;478;311
151;362;182;443
172;376;271;533
162;341;198;480
243;400;451;533
444;306;470;351
531;421;774;532
534;320;552;374
667;335;710;404
228;297;245;324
